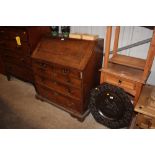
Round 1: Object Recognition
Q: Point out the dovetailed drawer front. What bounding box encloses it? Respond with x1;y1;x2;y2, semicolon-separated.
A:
105;74;135;90
0;28;28;41
36;84;56;102
53;72;81;88
32;61;54;77
35;75;82;99
135;113;155;129
36;84;82;113
54;64;81;79
33;61;82;88
0;40;30;54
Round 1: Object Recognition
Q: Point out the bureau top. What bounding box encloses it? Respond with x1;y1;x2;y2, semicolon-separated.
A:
32;37;103;70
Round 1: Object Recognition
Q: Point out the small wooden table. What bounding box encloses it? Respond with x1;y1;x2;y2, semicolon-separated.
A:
100;26;155;106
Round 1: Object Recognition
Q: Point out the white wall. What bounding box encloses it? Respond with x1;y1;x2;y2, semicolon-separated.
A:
71;26;155;85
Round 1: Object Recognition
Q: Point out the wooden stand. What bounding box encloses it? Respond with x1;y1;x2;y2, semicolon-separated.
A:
100;26;155;106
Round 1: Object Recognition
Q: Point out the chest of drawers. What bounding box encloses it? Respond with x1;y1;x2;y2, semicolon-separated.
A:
0;26;50;82
134;85;155;128
32;37;103;121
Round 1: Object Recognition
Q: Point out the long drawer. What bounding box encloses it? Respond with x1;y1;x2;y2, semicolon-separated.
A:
53;72;81;88
32;60;81;79
32;60;82;88
5;63;33;82
36;84;82;113
54;64;81;79
0;28;28;41
34;74;82;99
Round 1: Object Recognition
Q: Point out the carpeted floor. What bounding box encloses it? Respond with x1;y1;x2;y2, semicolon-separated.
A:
0;74;106;129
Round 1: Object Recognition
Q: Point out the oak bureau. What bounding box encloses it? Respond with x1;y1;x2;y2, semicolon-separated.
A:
32;37;103;121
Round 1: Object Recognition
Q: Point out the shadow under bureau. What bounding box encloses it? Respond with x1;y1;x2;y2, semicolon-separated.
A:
32;37;103;121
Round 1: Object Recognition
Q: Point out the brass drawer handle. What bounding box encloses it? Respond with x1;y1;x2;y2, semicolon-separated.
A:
62;68;69;74
41;63;47;68
37;62;47;68
118;80;122;84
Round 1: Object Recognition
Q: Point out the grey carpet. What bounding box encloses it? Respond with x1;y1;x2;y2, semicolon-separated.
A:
0;74;106;129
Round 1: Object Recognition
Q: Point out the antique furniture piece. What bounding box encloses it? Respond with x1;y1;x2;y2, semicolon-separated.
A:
0;26;50;82
100;26;155;106
134;85;155;129
32;37;103;121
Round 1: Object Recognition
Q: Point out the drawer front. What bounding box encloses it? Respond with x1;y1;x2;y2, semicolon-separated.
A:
0;28;28;41
5;63;33;82
0;40;30;54
135;113;155;129
54;64;81;79
35;75;82;99
32;61;53;77
105;74;135;91
2;53;31;69
36;84;82;113
53;72;81;88
32;60;82;88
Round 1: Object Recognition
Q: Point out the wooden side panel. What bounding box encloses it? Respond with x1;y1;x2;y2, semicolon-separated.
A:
82;39;103;113
27;26;50;53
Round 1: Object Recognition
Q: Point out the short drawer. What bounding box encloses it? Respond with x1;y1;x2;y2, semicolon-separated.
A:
135;113;155;129
32;61;54;77
0;40;30;54
105;74;136;93
0;28;28;41
36;84;82;113
35;75;82;99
